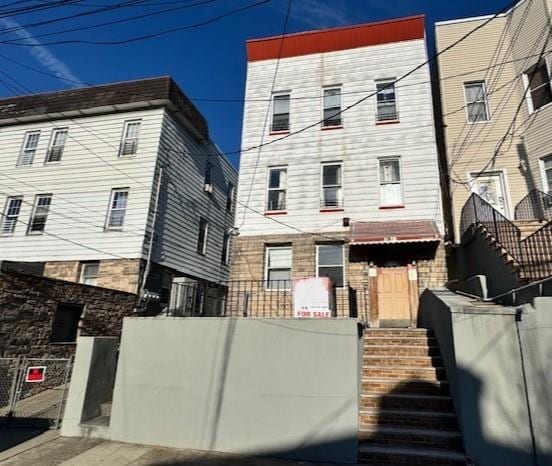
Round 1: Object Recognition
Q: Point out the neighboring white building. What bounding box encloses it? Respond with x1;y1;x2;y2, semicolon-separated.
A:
0;77;237;304
232;16;447;326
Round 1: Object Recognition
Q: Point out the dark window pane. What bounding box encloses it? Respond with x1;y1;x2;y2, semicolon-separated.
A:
50;304;83;343
323;165;341;185
268;190;285;210
318;266;344;287
318;244;343;265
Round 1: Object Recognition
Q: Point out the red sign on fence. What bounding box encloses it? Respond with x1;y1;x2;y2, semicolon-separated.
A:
25;366;46;383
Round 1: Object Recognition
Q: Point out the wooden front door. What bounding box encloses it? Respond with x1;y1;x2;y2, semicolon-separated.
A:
377;267;411;326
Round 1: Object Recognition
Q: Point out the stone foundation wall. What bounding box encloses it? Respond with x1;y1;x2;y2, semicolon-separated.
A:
0;270;138;358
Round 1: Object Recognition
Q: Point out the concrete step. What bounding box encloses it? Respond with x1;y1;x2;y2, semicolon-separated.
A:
81;415;110;427
364;336;437;347
359;426;463;451
100;402;112;418
363;345;441;357
361;378;449;396
358;444;468;465
363;355;442;368
361;393;453;412
362;365;445;381
359;408;459;431
364;329;433;338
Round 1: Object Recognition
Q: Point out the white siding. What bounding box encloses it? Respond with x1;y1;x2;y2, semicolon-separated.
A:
237;38;443;237
151;110;238;283
0;109;163;261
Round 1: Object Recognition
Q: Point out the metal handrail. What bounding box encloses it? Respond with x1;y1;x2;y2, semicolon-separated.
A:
514;189;552;221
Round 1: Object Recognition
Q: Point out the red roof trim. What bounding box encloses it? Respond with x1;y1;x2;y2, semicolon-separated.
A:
247;15;425;62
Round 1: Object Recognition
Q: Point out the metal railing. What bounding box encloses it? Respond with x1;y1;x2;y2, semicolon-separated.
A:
520;223;552;281
514;189;552;221
168;280;365;320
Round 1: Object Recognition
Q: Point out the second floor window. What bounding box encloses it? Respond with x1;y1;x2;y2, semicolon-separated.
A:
267;167;287;212
28;194;52;234
321;163;343;208
197;218;208;255
323;87;342;127
376;80;398;122
379;158;402;206
525;60;552;113
464;82;490;122
47;128;68;162
107;189;128;229
18;131;40;166
1;196;22;234
271;94;290;132
119;120;141;156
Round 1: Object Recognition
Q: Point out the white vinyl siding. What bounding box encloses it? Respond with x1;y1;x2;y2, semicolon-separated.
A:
317;243;344;287
119;120;141;156
27;194;52;234
266;167;287;212
379;157;402;206
265;246;291;289
464;82;490;123
18;131;40;166
46;128;68;163
322;87;342;127
80;261;99;286
271;94;290;132
376;80;398;122
1;196;23;235
321;163;343;208
106;189;129;230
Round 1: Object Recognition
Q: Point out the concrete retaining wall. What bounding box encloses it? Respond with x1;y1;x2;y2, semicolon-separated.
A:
65;318;360;464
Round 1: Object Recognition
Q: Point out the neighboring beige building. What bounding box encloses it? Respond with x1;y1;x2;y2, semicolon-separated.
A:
436;0;552;242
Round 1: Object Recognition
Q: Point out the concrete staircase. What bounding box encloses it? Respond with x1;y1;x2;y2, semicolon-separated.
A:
358;328;468;465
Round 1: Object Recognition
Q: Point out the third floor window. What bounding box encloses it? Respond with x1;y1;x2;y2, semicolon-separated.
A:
322;87;342;127
464;81;490;123
271;94;290;132
18;131;40;166
376;80;398;122
46;128;68;163
321;163;343;208
119;120;141;157
525;60;552;113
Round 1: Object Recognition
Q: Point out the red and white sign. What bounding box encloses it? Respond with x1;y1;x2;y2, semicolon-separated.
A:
25;366;46;383
293;277;333;318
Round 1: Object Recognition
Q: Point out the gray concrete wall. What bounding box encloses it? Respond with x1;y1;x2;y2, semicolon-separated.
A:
108;318;359;464
419;289;552;466
61;337;119;438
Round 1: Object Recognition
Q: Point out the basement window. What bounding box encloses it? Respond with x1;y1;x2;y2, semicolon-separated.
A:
50;304;84;343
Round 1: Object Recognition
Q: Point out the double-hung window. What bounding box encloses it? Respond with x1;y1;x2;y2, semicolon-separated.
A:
375;80;398;122
221;232;230;265
1;196;22;234
525;60;552;113
18;131;40;166
226;182;235;211
464;82;490;122
379;157;402;206
204;162;213;192
322;87;342;127
265;246;292;289
317;243;344;287
106;189;129;229
47;128;68;162
119;120;141;156
80;262;99;286
267;167;287;212
321;163;343;208
197;218;208;255
541;155;552;193
28;194;52;234
271;94;290;132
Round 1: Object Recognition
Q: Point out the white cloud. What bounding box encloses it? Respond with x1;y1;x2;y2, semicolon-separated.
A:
273;0;354;29
0;17;81;86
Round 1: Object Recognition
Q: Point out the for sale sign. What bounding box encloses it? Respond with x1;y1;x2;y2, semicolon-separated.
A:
293;277;333;318
25;366;46;383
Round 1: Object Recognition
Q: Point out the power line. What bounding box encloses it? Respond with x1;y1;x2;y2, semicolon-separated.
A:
0;0;85;19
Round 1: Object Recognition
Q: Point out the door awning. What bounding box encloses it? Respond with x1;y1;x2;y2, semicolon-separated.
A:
350;220;441;246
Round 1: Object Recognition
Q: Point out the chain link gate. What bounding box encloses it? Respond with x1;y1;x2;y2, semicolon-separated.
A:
0;357;72;429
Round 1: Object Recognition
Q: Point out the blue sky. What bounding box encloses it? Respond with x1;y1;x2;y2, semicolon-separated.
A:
0;0;508;167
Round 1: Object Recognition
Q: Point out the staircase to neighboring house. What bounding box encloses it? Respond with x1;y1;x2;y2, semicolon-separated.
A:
358;328;469;466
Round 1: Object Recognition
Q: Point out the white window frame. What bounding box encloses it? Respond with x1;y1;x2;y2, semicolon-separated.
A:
17;131;41;166
322;86;342;128
264;245;292;290
1;196;23;235
119;120;141;157
106;188;129;230
316;243;345;288
320;162;343;209
375;79;399;122
523;59;552;114
266;166;287;212
378;157;403;206
271;92;290;133
46;128;68;163
539;155;552;193
80;262;100;286
27;194;52;235
463;81;491;123
197;218;209;255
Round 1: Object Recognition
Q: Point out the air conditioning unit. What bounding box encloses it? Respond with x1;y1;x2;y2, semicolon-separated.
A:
204;183;214;193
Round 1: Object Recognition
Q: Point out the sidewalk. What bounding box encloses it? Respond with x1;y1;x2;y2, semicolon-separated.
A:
0;431;342;466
